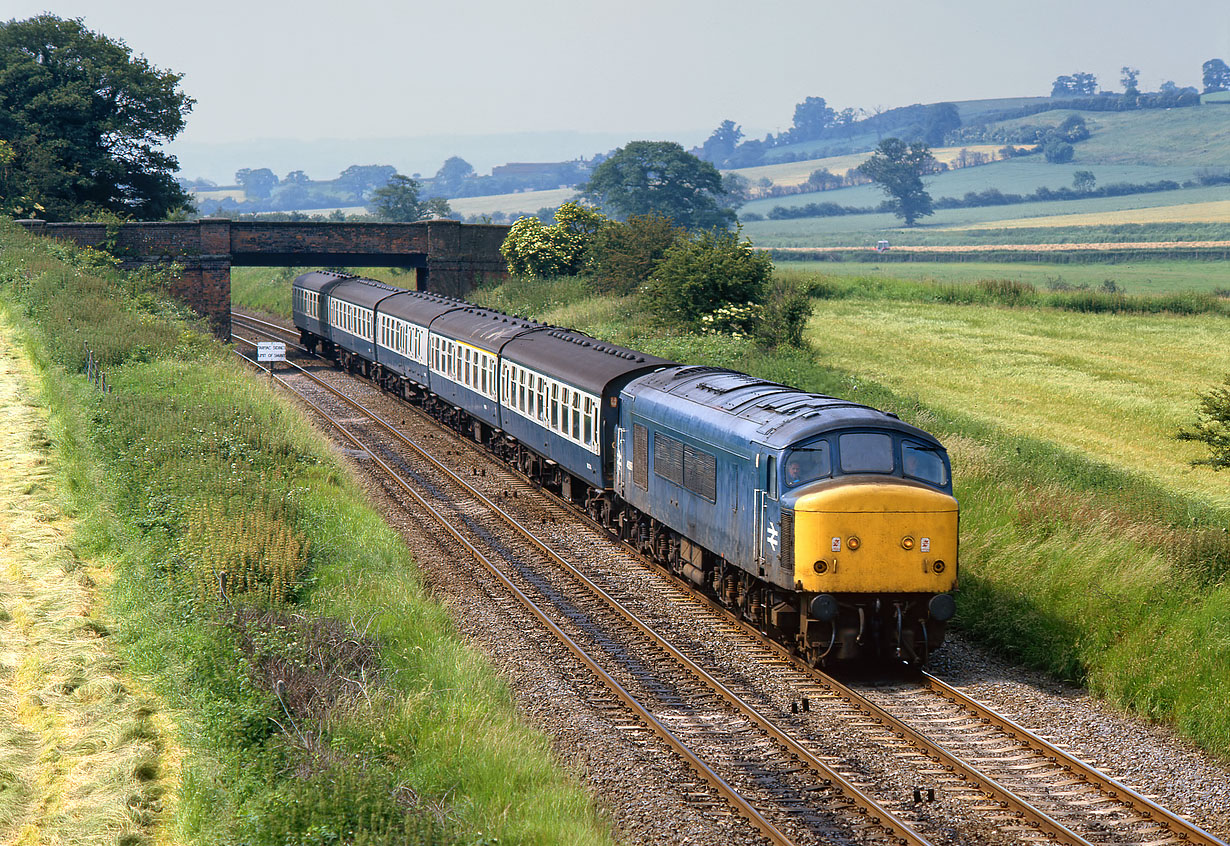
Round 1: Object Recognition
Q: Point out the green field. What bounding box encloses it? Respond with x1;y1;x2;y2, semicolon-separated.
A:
775;259;1230;295
743;185;1230;247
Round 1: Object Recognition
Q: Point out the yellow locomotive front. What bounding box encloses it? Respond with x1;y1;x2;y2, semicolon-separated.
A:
780;432;957;665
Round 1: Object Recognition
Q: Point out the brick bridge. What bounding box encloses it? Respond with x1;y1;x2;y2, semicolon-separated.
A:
17;218;511;337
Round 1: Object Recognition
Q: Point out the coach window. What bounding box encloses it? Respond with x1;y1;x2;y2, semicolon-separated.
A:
551;383;560;429
583;398;594;447
572;392;581;440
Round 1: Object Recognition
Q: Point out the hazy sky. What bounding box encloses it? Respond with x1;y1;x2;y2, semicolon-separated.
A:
6;0;1229;176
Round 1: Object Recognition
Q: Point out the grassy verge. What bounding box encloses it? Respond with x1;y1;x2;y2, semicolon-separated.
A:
466;274;1230;759
0;221;612;845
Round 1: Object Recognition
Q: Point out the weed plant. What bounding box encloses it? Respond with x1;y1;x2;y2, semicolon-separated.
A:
0;221;611;845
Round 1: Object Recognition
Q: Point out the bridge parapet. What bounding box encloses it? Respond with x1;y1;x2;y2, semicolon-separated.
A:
16;218;511;336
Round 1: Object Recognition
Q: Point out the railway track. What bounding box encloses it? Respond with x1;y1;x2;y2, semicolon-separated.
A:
231;311;1228;846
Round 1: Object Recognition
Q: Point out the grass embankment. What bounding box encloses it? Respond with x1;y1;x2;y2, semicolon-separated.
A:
0;223;612;845
462;273;1230;759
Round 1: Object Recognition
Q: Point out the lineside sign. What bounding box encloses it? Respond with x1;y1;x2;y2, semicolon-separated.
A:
257;341;286;362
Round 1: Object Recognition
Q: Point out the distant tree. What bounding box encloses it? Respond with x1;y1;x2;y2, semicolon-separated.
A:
1051;71;1098;96
698;119;743;165
582;141;735;231
720;172;750;209
235;167;278;199
367;174;426;221
421;196;455;219
1043;140;1075;163
641;226;773;329
857;137;937;226
432;156;474;195
1204;58;1230;93
1120;66;1140;96
790;96;836;141
336;164;397;201
284;170;310;185
806;168;842;190
1055;114;1090;142
0;14;193;220
923;102;961;146
1072;170;1096;192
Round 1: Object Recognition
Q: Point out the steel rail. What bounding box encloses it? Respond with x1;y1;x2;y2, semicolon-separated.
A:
921;671;1228;846
229;345;797;846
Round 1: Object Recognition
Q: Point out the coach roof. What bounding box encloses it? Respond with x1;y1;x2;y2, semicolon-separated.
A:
502;327;676;397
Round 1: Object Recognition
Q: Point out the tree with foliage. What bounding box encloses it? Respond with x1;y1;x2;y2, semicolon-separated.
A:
1072;170;1096;193
756;276;814;350
0;14;194;220
432;156;474;195
336;164;396;201
583;141;735;231
1120;66;1140;97
1051;71;1098;96
790;96;836;141
586;212;683;295
1178;376;1230;469
1055;114;1090;142
923;102;961;146
640;226;772;329
698;119;743;165
1043;140;1075;163
1203;58;1230;93
366;173;452;221
500;201;607;278
235;167;278;200
857;138;937;226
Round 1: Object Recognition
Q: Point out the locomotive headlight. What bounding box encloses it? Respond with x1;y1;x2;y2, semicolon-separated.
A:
847;536;860;551
901;536;915;550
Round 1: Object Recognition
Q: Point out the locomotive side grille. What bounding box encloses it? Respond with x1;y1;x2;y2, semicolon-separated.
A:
780;509;794;571
653;431;684;485
633;423;648;490
683;444;716;503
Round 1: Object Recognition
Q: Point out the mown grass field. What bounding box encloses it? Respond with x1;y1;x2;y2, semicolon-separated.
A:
726;144;1005;189
939;199;1230;230
466;270;1230;759
0;223;613;845
775;259;1230;295
743;185;1230;247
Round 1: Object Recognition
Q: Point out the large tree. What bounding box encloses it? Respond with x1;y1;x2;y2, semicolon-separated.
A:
368;173;444;221
857;138;937;227
790;96;835;141
0;14;193;220
582;141;735;231
1204;58;1230;93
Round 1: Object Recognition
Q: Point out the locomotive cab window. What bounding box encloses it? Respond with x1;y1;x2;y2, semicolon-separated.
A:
903;440;950;487
783;443;830;488
838;432;894;474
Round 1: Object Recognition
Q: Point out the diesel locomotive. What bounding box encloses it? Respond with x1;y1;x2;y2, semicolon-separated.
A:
292;270;958;665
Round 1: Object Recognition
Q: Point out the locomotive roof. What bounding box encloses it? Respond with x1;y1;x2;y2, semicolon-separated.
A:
627;365;941;450
501;327;677;397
